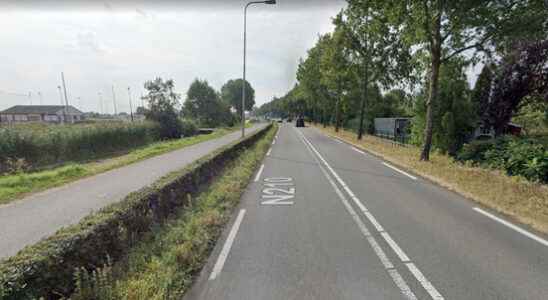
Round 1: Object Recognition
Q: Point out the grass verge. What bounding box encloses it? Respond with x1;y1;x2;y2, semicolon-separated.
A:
314;125;548;234
69;124;275;300
0;128;236;205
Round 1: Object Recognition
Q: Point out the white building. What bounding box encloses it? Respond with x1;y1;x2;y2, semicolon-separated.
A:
0;105;84;124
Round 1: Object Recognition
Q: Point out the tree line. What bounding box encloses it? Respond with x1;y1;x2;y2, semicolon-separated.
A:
141;77;256;138
257;0;547;161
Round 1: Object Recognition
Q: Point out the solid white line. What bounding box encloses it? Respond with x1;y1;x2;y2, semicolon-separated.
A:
382;162;417;180
406;263;444;300
209;209;246;280
473;207;548;247
351;146;366;155
298;129;443;300
266;148;272;156
388;269;419;300
381;232;410;262
364;211;385;232
296;128;417;299
254;164;265;182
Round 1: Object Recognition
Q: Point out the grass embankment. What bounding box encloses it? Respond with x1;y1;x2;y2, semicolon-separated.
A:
71;125;275;300
315;125;548;234
0;128;235;205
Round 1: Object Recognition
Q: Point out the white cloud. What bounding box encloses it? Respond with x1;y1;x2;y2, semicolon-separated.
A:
0;3;345;112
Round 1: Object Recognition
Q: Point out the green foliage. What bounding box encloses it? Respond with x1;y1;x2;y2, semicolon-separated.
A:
143;78;183;139
0;124;272;299
410;61;475;154
179;119;198;137
220;79;255;117
457;136;548;183
183;79;234;128
0;122;160;174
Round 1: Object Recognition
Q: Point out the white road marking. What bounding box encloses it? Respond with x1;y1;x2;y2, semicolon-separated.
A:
406;263;444;300
254;164;265;182
297;129;443;300
474;207;548;248
296;128;417;300
334;139;344;144
381;232;410;262
272;139;276;145
388;269;419;300
351;146;366;155
266;147;272;156
209;209;246;280
382;162;417;180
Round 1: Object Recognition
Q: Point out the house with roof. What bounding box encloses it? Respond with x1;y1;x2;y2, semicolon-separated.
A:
0;105;84;124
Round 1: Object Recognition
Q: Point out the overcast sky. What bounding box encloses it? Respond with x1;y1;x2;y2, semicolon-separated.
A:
0;0;346;113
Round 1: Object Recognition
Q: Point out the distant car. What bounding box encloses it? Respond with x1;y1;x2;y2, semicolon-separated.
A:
277;119;283;123
287;118;293;123
296;117;305;127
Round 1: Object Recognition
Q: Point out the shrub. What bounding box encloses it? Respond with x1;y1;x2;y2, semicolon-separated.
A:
180;119;198;137
457;136;548;183
0;122;161;174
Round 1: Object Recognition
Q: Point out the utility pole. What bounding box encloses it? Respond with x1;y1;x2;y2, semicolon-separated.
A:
28;92;32;105
61;72;71;123
38;92;43;105
57;85;65;123
98;92;104;115
127;87;134;122
111;85;118;116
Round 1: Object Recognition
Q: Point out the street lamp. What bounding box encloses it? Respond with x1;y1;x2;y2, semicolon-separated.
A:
242;0;276;138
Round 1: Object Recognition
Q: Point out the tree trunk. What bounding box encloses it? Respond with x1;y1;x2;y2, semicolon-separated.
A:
358;60;369;140
420;9;442;162
335;81;341;133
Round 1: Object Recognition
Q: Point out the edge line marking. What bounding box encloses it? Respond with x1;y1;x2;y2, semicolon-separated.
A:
209;209;246;280
474;207;548;247
254;164;265;182
382;162;417;180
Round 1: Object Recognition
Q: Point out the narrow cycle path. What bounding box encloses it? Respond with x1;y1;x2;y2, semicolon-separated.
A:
186;123;548;300
0;124;265;259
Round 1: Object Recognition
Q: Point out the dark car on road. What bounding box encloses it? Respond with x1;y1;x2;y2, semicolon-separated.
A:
296;117;305;127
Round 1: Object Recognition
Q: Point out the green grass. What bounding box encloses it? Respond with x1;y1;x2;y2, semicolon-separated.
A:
70;124;276;300
0;129;236;205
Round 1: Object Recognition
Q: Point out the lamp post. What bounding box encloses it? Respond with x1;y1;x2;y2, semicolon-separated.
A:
242;0;276;138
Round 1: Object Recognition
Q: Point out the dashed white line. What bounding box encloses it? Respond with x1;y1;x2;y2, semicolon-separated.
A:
266;148;272;156
406;263;444;300
351;146;366;155
334;139;344;144
209;209;246;280
297;129;443;300
474;207;548;247
254;164;265;182
382;162;417;180
381;232;410;262
272;139;276;145
296;129;417;300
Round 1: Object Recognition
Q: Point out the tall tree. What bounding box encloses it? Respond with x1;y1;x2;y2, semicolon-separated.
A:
184;79;230;127
220;79;255;119
371;0;547;160
143;77;182;139
341;0;412;140
487;39;548;135
471;64;494;125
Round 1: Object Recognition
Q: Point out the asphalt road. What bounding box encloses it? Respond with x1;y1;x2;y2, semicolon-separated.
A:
185;123;548;300
0;124;265;259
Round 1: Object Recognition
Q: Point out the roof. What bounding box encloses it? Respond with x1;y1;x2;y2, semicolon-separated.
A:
0;105;83;115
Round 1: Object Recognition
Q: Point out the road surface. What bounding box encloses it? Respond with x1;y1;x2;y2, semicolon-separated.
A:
0;124;265;259
185;123;548;300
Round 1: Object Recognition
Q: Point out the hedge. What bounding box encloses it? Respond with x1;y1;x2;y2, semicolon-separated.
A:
0;124;271;299
0;122;162;174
